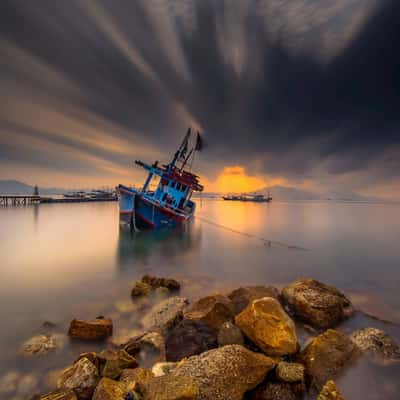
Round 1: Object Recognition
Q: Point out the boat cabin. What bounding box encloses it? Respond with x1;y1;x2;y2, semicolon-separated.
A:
135;160;203;212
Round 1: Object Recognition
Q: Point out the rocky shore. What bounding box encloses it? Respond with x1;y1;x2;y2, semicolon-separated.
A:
3;276;400;400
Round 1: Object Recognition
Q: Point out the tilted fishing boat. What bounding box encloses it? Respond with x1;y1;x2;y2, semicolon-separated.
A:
117;129;204;230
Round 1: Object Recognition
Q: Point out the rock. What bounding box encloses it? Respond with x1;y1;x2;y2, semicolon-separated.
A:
143;375;199;400
141;297;189;335
251;382;299;400
281;279;354;329
217;321;244;346
228;286;280;315
57;357;100;399
276;362;305;383
235;297;298;356
0;371;19;395
141;275;181;291
317;380;344;400
74;352;101;370
183;294;234;331
131;281;152;297
68;317;113;340
350;327;400;362
21;334;65;356
124;332;165;365
99;349;138;379
173;344;276;400
152;362;178;377
110;328;144;347
92;377;126;400
120;368;154;393
165;319;217;362
298;329;356;390
40;390;77;400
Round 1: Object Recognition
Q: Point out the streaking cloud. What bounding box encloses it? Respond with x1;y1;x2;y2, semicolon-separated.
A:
0;0;399;198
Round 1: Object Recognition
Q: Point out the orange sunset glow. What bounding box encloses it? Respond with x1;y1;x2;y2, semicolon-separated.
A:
204;166;284;193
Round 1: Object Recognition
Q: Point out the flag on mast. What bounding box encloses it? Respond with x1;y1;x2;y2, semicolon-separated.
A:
195;132;203;151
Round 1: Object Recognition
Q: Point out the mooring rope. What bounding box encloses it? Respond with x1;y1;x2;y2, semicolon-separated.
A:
357;309;400;327
195;215;309;251
131;194;140;232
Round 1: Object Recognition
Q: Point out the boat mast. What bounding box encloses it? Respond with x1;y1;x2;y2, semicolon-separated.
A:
170;128;191;171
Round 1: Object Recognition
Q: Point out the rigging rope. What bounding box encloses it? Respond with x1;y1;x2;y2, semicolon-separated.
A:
195;215;309;251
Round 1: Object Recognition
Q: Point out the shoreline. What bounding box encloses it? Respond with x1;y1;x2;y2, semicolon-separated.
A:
8;275;399;400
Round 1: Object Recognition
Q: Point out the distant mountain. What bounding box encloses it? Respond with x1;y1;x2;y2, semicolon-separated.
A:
259;185;383;202
0;180;65;195
259;185;320;201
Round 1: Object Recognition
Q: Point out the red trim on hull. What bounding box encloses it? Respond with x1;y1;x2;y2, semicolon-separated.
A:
139;196;188;222
135;211;156;228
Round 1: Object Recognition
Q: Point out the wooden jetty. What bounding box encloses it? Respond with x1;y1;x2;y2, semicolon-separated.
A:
0;195;117;206
40;197;117;204
0;195;41;206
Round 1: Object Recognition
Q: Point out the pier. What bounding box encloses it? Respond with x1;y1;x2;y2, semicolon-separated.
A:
0;195;117;206
0;195;41;206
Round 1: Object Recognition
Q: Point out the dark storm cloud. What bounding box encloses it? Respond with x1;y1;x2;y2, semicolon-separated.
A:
0;0;399;187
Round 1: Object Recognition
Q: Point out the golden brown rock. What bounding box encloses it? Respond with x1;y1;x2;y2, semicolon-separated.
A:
276;361;305;383
120;368;154;393
183;294;234;331
281;279;354;329
228;286;280;315
298;329;356;390
40;390;77;400
92;377;126;400
173;344;276;400
99;349;138;379
74;352;100;370
131;281;152;297
143;374;199;400
124;331;165;365
141;297;189;335
235;297;298;356
142;275;181;291
57;357;99;399
251;382;300;400
68;318;113;340
317;380;344;400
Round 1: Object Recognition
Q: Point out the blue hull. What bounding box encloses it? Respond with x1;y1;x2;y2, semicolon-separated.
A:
117;185;192;230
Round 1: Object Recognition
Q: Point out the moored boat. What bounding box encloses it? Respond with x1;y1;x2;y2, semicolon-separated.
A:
117;129;204;230
222;193;272;202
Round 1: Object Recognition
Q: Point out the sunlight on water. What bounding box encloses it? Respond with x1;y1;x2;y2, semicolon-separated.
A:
0;199;399;398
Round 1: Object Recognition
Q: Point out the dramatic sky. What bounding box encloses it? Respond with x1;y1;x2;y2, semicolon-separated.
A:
0;0;399;197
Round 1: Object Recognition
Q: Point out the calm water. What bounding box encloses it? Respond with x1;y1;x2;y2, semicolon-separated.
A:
0;200;399;399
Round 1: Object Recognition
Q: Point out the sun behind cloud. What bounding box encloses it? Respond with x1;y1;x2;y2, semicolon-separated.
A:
205;166;281;193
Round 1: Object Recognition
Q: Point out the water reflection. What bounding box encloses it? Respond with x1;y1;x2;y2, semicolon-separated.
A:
0;200;400;399
117;222;202;271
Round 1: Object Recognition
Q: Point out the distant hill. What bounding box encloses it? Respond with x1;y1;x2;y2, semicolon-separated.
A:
0;180;65;195
259;185;320;201
259;185;383;202
201;184;383;202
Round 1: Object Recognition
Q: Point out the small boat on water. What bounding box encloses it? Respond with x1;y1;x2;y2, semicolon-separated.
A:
63;191;86;199
117;129;204;230
222;193;272;202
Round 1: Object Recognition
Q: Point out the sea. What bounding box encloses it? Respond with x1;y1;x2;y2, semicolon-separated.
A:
0;199;399;399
